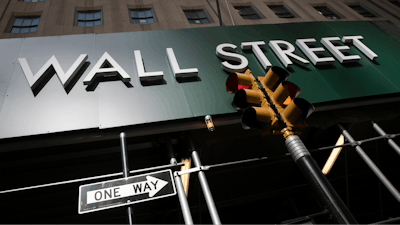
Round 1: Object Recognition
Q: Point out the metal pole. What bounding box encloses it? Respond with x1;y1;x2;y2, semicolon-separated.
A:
174;172;194;225
188;136;221;225
285;133;357;224
338;124;400;202
192;151;221;225
372;121;400;157
216;0;222;26
120;132;135;225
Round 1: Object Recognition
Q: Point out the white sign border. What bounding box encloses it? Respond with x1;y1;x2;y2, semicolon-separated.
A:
78;169;177;214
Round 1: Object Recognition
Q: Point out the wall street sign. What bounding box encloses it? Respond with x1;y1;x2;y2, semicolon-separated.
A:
78;170;176;214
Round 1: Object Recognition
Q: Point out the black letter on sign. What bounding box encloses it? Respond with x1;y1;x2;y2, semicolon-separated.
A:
105;189;112;199
114;187;121;197
144;183;151;192
95;191;102;201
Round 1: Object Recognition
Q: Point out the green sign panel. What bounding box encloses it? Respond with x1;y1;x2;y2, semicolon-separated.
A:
0;21;399;139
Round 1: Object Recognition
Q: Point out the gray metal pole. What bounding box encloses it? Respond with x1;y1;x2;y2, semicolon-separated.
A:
120;132;135;225
338;124;400;202
192;150;222;225
174;173;194;225
285;135;357;224
372;121;400;157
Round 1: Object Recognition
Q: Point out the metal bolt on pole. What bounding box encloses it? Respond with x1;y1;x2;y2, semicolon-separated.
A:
372;121;400;157
191;151;221;225
174;172;194;225
120;132;135;225
284;130;357;224
338;124;400;202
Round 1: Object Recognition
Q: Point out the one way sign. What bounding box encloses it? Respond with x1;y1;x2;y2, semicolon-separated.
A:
79;169;176;214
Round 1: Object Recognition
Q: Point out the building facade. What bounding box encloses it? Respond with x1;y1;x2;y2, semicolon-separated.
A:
1;0;400;224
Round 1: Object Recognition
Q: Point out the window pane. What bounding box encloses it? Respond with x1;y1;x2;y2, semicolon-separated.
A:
252;14;260;19
86;21;93;27
22;19;32;26
191;11;199;19
201;18;209;24
197;11;205;18
139;19;147;24
184;11;192;19
11;27;20;33
86;13;93;20
20;28;30;33
78;21;85;26
94;12;101;20
14;18;23;26
132;19;139;23
31;18;40;26
138;11;145;18
147;18;154;23
30;27;37;32
195;19;201;24
94;20;101;26
131;11;138;18
78;13;85;20
188;19;196;24
32;0;38;2
24;0;31;2
145;10;152;17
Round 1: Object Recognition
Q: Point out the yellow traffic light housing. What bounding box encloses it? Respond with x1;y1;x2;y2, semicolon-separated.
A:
226;66;314;136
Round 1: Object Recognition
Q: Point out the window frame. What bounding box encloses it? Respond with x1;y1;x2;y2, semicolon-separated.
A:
9;16;41;34
76;10;103;27
129;8;156;24
348;4;377;17
184;9;210;24
313;6;340;19
234;6;261;20
268;5;295;18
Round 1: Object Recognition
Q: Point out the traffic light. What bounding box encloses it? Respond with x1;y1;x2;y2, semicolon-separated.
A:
226;66;314;134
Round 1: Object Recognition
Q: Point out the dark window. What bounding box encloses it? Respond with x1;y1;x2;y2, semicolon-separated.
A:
268;5;294;18
389;0;400;7
10;17;40;33
20;0;45;2
313;6;340;19
130;9;155;24
234;6;260;20
184;10;210;24
77;11;102;27
349;5;376;17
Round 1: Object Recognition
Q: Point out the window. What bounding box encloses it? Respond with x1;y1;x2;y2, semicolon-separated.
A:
10;17;40;33
77;11;102;27
268;5;294;18
313;6;340;19
348;5;376;17
130;9;155;24
234;6;260;19
20;0;45;2
389;0;400;8
184;10;209;24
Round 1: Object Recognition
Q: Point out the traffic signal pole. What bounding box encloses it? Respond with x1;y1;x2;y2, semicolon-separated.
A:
283;130;357;224
120;132;135;225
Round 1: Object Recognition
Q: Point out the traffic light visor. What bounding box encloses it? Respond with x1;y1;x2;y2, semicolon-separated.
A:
273;81;301;106
242;107;275;130
232;89;263;110
260;66;290;91
226;73;254;93
282;98;315;123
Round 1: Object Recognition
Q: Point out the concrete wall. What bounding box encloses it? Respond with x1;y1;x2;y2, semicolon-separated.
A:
0;0;399;39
